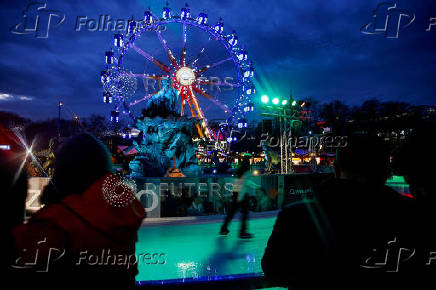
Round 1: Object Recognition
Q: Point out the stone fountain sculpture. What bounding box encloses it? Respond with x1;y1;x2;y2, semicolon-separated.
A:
129;79;203;178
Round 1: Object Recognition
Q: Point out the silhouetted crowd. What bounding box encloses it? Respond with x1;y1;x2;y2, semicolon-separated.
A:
3;121;435;290
263;123;436;290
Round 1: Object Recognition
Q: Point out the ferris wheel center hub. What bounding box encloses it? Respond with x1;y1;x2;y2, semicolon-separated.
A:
176;67;195;86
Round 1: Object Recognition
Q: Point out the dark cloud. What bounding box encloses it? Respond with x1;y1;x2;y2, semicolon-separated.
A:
0;0;434;121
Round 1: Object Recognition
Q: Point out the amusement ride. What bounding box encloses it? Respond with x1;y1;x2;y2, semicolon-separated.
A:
100;3;256;144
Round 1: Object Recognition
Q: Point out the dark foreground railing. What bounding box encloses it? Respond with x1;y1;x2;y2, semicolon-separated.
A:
137;273;282;290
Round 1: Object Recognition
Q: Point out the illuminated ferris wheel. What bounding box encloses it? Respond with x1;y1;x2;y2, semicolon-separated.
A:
100;3;255;138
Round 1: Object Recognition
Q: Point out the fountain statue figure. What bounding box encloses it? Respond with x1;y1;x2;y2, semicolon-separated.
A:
129;79;203;177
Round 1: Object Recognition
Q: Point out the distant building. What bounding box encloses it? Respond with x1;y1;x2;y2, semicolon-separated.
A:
344;105;436;143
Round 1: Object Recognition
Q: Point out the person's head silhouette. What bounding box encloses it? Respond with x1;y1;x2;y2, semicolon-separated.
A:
0;125;28;228
335;134;390;186
41;133;113;204
393;122;436;200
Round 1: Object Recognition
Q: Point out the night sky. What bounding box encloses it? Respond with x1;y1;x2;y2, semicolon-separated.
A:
0;0;435;121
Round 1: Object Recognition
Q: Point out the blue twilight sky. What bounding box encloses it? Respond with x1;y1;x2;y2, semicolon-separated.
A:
0;0;435;121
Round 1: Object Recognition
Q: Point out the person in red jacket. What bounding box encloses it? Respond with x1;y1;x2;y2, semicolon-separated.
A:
11;133;145;290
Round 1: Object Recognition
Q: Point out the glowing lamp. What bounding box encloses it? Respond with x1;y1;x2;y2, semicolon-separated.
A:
123;128;132;139
105;51;114;65
162;6;171;19
101;71;110;83
261;95;269;104
0;145;11;150
144;10;153;24
238;50;248;61
110;111;120;122
197;13;208;25
103;92;112;104
238;118;247;128
114;34;123;47
181;5;191;19
128;20;136;33
214;20;224;34
229;31;238;46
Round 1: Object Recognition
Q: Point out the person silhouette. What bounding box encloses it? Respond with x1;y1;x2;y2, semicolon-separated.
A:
12;133;145;290
220;156;261;239
392;122;436;277
262;134;413;290
1;144;28;280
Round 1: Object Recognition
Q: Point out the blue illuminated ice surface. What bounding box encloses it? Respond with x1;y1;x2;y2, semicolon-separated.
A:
135;213;277;282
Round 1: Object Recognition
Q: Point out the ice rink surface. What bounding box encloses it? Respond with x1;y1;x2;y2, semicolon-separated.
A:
136;212;277;282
